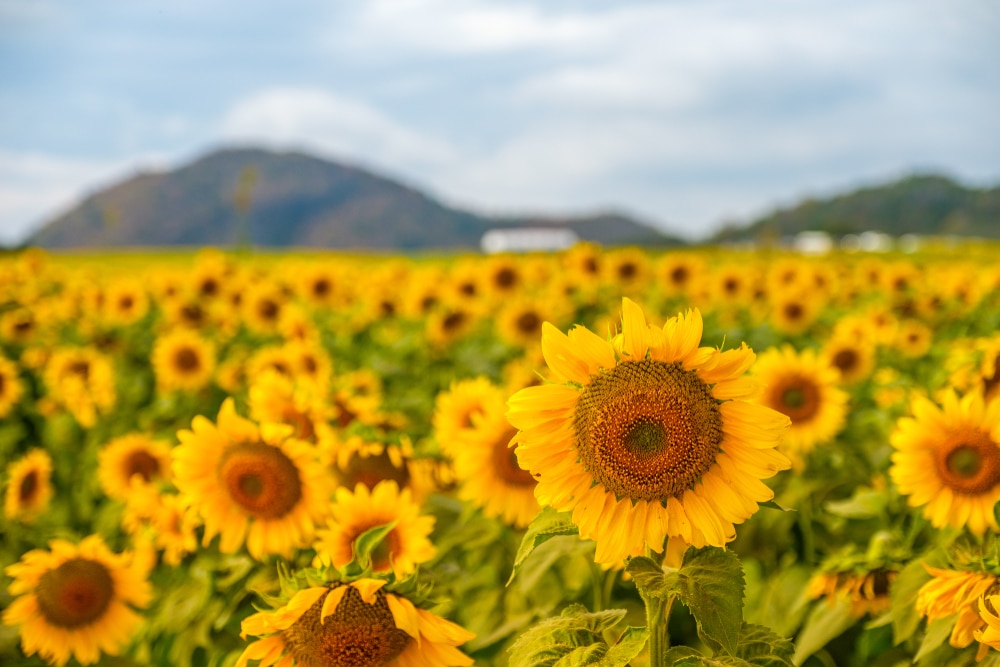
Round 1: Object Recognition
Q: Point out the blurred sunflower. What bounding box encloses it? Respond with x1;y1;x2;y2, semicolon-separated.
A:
4;449;54;523
752;346;848;467
895;319;934;358
1;535;152;666
450;381;540;528
807;568;897;617
769;289;822;335
282;338;333;391
173;399;334;559
313;480;436;577
508;298;790;565
445;260;485;304
917;565;997;659
482;255;524;301
432;377;502;455
0;353;24;418
43;347;117;428
243;282;287;334
278;304;321;343
656;252;704;297
296;264;341;309
561;242;603;285
122;488;199;566
237;579;474;667
425;303;478;348
326;437;439;502
151;329;216;393
821;333;876;385
890;390;1000;535
0;307;38;345
976;594;1000;654
249;370;335;445
97;433;173;501
102;279;149;326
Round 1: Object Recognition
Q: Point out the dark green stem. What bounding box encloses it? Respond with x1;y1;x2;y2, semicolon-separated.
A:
643;591;674;666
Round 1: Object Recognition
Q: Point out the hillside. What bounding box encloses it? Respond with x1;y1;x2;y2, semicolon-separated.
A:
711;174;1000;243
29;148;675;250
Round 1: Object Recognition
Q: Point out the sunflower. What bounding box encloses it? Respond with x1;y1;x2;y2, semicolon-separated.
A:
916;565;997;658
0;353;24;418
769;289;822;335
97;433;173;501
43;347;117;428
807;568;897;617
297;264;341;309
0;307;38;345
895;319;933;358
562;242;603;285
890;390;1000;535
313;481;436;577
656;252;704;297
122;488;200;566
751;345;848;467
102;279;149;326
278;304;321;344
507;298;791;565
449;381;540;528
821;333;876;385
1;535;152;666
482;255;524;301
248;370;335;445
151;328;216;393
4;449;54;523
433;377;502;454
425;303;479;348
173;399;334;559
243;282;287;334
281;338;333;391
976;594;1000;654
237;579;475;667
247;344;296;380
496;296;566;349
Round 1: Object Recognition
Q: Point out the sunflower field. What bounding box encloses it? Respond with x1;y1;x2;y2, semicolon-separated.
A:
2;241;1000;667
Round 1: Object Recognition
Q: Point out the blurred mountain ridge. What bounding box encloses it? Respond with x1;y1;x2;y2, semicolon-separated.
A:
28;147;678;250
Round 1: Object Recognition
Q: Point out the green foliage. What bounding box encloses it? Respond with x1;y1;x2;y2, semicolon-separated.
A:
508;506;580;585
508;604;648;667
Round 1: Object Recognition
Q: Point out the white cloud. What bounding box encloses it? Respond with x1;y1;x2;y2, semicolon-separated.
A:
219;88;460;172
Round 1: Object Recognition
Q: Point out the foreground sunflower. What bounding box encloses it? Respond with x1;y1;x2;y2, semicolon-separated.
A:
916;565;997;659
173;399;334;559
890;390;1000;535
313;481;436;577
752;345;849;468
237;579;475;667
2;535;152;666
507;298;791;565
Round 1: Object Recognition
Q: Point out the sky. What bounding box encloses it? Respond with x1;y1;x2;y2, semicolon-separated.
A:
1;0;998;244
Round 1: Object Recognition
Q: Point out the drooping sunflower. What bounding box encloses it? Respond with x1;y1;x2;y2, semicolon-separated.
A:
313;480;436;577
236;579;475;667
807;568;897;617
450;380;540;528
4;449;54;523
173;399;334;559
0;353;24;418
97;433;173;501
507;298;791;565
751;345;849;467
976;594;1000;655
916;565;997;659
890;390;1000;535
151;328;216;393
1;535;152;666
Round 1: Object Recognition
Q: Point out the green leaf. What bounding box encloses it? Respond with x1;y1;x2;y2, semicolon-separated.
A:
508;604;629;667
760;500;796;513
888;557;934;644
508;507;579;585
914;615;955;664
600;626;650;667
824;488;887;519
353;521;396;569
553;645;608;667
791;597;857;665
735;624;795;667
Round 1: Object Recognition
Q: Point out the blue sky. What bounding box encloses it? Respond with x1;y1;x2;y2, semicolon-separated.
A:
1;0;998;244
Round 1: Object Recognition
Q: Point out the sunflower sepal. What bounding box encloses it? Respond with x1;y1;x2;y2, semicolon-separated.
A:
351;520;399;573
507;506;579;586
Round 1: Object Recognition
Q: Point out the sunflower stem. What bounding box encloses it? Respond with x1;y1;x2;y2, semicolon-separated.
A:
644;592;673;666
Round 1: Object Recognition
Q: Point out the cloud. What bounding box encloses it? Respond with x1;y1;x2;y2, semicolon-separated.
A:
219;88;460;173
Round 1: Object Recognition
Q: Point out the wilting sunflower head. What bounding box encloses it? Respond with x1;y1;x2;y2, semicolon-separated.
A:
97;433;173;502
4;449;54;523
151;328;217;393
508;297;791;565
173;399;335;560
890;390;1000;536
917;564;998;653
313;480;436;578
1;534;152;667
752;345;849;467
237;578;475;667
808;568;897;618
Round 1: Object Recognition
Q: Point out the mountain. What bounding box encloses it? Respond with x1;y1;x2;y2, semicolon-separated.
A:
711;174;1000;243
29;148;676;250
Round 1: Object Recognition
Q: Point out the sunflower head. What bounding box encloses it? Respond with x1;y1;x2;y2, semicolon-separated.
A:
4;449;54;523
508;298;790;565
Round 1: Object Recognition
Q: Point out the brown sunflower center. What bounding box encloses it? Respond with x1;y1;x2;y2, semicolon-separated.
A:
313;278;331;297
174;347;200;372
36;558;114;628
19;469;38;502
573;359;723;501
0;372;5;395
618;262;637;280
339;450;410;491
934;430;1000;495
125;449;161;482
283;406;316;441
119;295;134;310
832;349;859;373
723;278;739;295
459;282;476;297
495;267;517;288
181;304;204;326
583;257;599;274
492;427;536;487
284;587;411;667
670;266;689;286
14;318;34;334
258;299;280;321
772;376;821;422
68;360;90;380
516;311;542;335
784;303;804;321
200;277;219;296
219;443;303;519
